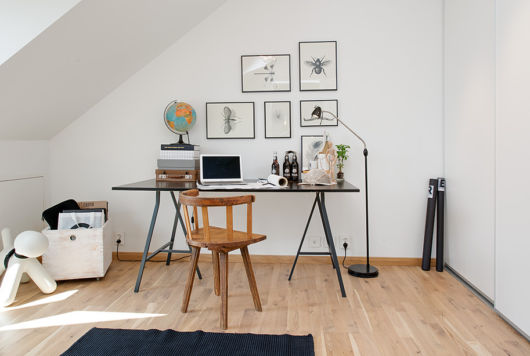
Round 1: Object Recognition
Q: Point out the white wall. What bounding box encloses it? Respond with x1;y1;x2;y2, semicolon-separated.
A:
0;140;48;244
0;140;49;181
0;178;45;238
495;0;530;337
444;0;530;335
444;0;496;299
49;0;444;257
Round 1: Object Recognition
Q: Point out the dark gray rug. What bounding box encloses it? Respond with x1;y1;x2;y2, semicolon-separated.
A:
62;327;314;356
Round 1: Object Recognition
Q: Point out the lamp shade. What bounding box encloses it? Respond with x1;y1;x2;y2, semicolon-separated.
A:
311;107;322;121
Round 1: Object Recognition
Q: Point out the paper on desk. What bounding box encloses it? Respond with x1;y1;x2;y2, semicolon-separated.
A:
266;174;288;187
197;182;287;190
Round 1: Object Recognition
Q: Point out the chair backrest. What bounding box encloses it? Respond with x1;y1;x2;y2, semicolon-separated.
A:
179;189;255;241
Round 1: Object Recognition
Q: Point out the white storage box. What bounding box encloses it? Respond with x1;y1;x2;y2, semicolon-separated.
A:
42;220;112;280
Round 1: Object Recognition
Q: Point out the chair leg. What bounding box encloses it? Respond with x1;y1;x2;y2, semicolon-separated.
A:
219;251;229;329
212;251;220;296
241;246;262;312
181;246;201;313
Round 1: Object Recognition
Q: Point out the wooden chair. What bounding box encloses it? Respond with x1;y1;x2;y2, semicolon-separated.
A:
179;189;266;329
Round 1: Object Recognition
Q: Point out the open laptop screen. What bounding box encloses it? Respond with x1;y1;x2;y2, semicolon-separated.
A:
202;156;242;180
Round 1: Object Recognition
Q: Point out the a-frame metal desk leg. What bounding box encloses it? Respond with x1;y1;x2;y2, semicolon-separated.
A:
168;192;202;279
288;192;347;297
134;191;160;293
288;194;318;281
318;192;346;297
134;190;201;293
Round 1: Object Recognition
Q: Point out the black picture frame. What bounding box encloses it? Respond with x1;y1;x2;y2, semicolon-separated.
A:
299;41;337;91
301;135;325;172
300;99;338;127
241;54;291;93
205;102;255;139
264;101;291;138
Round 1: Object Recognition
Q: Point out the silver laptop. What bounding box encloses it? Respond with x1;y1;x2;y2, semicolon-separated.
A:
200;154;244;185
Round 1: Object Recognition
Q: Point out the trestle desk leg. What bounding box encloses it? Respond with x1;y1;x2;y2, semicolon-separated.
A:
171;191;202;279
288;193;318;281
318;192;346;298
134;191;160;293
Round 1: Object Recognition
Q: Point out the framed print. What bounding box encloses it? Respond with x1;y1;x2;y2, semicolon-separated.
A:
300;99;338;127
206;102;255;139
299;41;337;91
301;135;325;171
264;101;291;138
241;54;291;92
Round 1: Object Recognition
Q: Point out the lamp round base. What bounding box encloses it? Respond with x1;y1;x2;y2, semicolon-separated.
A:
348;264;379;278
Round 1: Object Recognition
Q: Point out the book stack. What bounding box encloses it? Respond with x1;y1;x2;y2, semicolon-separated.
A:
156;144;200;182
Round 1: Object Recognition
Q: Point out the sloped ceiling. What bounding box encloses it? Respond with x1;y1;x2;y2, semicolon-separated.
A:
0;0;81;65
0;0;226;140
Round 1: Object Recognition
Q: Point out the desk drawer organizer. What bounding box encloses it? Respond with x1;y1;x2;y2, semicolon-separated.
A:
42;220;112;281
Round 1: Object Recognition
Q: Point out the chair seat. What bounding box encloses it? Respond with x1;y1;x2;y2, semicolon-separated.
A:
186;226;266;251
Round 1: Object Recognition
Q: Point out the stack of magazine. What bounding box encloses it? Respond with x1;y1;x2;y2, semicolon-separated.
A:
156;143;200;182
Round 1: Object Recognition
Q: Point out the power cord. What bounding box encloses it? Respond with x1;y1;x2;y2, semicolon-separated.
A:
342;242;348;268
115;240;190;263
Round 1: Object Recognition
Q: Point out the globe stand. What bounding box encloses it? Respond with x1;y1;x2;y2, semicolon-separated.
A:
171;131;190;145
177;133;184;144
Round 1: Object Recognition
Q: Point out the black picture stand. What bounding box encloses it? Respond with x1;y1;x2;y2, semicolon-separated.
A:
421;177;445;271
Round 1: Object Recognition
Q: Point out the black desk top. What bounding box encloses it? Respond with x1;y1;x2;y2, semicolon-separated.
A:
112;179;360;193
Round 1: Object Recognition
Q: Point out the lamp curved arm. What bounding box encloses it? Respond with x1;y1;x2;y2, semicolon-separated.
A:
321;110;367;150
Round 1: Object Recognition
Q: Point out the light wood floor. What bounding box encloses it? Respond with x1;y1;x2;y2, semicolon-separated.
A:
0;259;528;355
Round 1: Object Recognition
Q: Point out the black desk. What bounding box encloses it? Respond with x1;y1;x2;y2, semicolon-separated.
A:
112;179;360;297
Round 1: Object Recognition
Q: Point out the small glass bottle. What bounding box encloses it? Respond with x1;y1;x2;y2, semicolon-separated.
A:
271;152;280;175
291;154;299;182
283;153;291;180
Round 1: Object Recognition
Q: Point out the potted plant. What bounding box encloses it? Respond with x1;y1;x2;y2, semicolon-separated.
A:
335;144;350;182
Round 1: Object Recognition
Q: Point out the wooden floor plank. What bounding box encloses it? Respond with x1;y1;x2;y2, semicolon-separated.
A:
0;261;528;355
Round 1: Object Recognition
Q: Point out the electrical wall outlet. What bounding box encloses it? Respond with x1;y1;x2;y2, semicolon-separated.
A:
308;235;322;248
339;235;353;250
115;232;124;246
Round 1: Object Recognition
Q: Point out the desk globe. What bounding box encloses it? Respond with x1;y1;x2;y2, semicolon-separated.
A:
164;101;196;144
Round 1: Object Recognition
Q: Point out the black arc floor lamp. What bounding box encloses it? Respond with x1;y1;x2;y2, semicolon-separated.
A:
311;107;378;278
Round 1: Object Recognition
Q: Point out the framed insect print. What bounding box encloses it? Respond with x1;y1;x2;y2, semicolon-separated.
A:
264;101;291;138
206;102;255;139
241;54;291;92
299;41;337;91
301;135;326;171
300;99;338;127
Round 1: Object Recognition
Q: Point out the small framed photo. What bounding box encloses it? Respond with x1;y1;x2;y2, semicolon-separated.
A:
300;100;338;127
264;101;291;138
301;135;325;171
206;102;255;139
241;54;291;92
299;41;337;91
